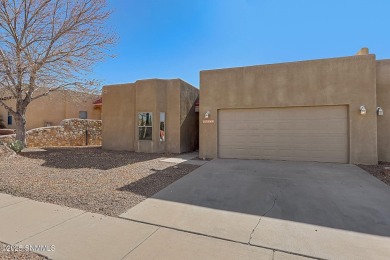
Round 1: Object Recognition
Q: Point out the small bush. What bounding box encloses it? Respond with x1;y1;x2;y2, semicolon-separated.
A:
9;140;24;153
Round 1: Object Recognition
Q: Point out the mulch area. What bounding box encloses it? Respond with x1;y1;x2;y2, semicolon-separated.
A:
0;147;199;217
358;161;390;186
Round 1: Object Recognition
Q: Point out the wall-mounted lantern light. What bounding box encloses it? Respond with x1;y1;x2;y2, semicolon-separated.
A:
377;107;384;116
205;111;210;119
360;105;367;115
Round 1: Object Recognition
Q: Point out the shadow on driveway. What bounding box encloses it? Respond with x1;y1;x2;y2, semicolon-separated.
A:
131;159;390;238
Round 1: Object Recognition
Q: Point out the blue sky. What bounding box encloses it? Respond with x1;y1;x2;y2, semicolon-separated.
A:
92;0;390;87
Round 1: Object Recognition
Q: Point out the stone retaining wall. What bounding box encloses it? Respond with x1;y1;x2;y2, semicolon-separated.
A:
0;119;102;147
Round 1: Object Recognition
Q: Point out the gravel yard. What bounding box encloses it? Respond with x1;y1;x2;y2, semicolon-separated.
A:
0;144;15;160
0;147;199;216
0;242;47;260
358;161;390;186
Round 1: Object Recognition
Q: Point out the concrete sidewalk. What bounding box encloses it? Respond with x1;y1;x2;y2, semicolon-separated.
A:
160;151;208;166
0;193;308;260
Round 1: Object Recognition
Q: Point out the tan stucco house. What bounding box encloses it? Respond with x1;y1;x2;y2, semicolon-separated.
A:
102;79;199;153
0;90;101;131
199;49;390;165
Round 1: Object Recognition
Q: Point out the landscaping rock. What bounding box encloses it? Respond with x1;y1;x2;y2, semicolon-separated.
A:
0;119;102;148
358;161;390;186
0;144;16;159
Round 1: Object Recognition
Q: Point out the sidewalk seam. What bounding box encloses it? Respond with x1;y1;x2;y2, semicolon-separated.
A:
120;227;160;260
0;198;29;209
118;216;323;260
16;211;87;244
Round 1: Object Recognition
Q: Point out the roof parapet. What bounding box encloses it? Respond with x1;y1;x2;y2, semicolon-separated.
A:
356;47;369;55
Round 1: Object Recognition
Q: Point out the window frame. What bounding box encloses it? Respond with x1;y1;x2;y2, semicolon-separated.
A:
160;112;166;142
138;112;153;141
79;111;88;119
7;112;12;125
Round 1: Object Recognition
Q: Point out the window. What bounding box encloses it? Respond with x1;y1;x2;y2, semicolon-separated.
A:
7;112;12;125
160;112;165;142
79;111;88;119
138;112;152;140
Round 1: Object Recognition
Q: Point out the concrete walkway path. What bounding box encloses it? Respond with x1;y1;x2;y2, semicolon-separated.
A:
0;193;307;260
160;151;208;166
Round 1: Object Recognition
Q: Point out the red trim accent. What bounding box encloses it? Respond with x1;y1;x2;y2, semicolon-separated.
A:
92;97;102;105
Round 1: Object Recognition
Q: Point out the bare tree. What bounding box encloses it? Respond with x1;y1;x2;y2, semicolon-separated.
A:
0;0;115;146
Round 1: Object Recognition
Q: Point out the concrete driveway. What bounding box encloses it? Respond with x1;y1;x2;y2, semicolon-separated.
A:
121;159;390;259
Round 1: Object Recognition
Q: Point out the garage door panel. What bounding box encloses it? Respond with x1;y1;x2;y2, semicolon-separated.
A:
219;134;348;145
220;120;347;133
220;144;348;152
218;106;348;163
219;147;348;163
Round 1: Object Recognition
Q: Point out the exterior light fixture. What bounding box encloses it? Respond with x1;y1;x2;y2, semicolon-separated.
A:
377;107;384;116
360;106;367;115
205;111;210;119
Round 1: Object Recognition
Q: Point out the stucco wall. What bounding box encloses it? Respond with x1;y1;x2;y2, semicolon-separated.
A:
134;79;180;153
0;106;6;124
102;83;136;151
64;91;101;121
376;60;390;162
102;79;198;154
200;55;378;164
180;81;199;153
26;91;67;129
26;90;101;130
0;90;101;130
164;80;181;153
0;119;102;147
0;100;14;129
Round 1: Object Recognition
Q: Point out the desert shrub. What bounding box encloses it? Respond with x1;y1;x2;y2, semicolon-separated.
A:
9;140;24;153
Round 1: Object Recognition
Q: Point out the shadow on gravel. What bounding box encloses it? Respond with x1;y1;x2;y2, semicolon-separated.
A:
20;147;164;170
117;163;195;196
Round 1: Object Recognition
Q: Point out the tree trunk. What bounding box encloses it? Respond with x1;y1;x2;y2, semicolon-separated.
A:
15;113;27;147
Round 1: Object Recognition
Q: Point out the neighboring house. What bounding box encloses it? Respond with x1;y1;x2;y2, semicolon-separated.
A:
0;90;101;130
199;48;390;165
102;79;199;153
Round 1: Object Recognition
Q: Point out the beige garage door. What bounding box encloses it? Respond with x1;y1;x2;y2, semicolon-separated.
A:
218;106;349;163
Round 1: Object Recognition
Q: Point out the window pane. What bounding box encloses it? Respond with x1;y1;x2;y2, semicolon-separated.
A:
7;114;12;125
160;112;165;142
139;127;152;140
79;111;87;119
138;112;152;126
